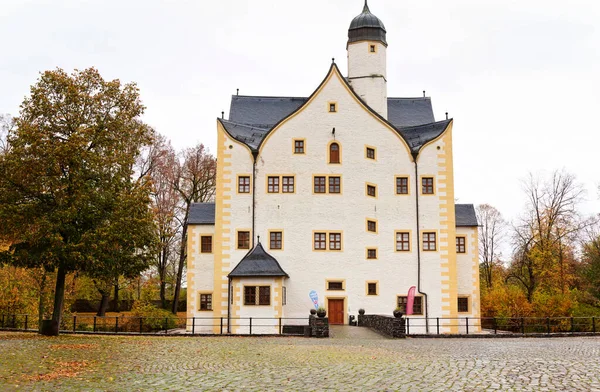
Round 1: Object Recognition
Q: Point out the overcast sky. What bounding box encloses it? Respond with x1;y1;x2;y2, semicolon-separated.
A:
1;0;599;225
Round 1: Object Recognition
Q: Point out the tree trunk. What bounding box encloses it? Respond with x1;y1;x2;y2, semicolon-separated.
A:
46;265;66;336
37;270;47;333
159;251;167;308
113;281;120;313
172;221;188;314
97;291;110;317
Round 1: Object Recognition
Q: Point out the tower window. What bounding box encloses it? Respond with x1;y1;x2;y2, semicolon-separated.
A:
329;102;337;112
370;45;376;53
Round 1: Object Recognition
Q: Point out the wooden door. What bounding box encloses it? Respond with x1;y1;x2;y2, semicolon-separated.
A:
328;299;345;325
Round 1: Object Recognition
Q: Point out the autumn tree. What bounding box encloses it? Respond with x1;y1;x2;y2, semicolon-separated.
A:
0;68;155;335
476;204;507;290
171;144;216;314
507;171;585;302
148;135;181;308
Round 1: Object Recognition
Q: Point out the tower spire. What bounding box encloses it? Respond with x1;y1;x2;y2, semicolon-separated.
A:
363;0;370;13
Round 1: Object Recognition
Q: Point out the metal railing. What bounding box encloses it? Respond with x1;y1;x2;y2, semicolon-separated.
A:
401;316;599;336
0;314;309;336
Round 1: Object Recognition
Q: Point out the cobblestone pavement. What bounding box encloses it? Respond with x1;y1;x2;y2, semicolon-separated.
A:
1;331;600;391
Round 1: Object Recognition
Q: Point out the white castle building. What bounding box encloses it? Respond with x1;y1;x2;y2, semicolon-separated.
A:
187;1;480;334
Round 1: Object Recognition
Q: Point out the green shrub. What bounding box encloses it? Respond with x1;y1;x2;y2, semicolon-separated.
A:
128;300;177;332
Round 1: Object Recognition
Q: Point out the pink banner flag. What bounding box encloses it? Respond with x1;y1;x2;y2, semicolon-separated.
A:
406;286;416;315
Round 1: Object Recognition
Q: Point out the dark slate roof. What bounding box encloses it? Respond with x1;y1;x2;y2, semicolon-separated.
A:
220;120;269;152
188;203;215;225
399;119;451;155
388;98;435;127
229;96;307;128
229;242;289;278
455;204;479;227
348;2;387;46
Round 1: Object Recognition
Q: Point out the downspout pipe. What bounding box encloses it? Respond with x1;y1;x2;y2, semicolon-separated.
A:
413;154;429;333
227;277;232;333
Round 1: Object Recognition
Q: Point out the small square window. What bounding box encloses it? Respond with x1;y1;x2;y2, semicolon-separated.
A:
329;232;342;250
200;236;212;253
423;232;437;251
294;140;305;154
329;103;337;112
314;232;327;250
329;176;341;193
370;45;376;53
367;184;376;197
367;282;378;295
270;231;282;250
282;176;294;193
396;177;409;195
422;177;434;194
456;237;466;253
458;297;469;313
366;147;375;160
267;176;279;193
396;232;410;252
238;176;251;193
314;176;326;193
367;249;377;259
328;281;344;291
199;293;212;311
367;220;377;233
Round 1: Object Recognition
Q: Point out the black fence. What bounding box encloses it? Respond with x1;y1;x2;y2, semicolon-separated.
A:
401;316;599;336
0;314;309;336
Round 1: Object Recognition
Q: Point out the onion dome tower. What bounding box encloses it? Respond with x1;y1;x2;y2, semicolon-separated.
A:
347;1;388;118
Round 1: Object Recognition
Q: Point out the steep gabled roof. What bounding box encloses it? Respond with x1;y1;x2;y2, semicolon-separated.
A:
229;242;289;278
188;203;215;225
455;204;479;227
221;63;451;157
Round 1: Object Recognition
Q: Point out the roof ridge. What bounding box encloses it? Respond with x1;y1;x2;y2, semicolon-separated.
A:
232;95;308;100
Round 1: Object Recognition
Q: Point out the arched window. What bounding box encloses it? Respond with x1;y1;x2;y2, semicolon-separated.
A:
329;142;340;164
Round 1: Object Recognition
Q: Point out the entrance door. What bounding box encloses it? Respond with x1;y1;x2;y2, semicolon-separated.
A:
328;299;345;325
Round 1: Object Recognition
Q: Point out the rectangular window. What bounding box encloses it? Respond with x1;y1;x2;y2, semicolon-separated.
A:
458;297;469;313
270;231;282;250
314;232;326;250
329;103;337;112
397;296;423;315
238;176;251;193
329;232;342;250
258;286;270;305
367;220;377;233
396;232;410;252
422;177;434;194
328;281;344;291
370;44;376;53
367;248;377;259
282;176;294;193
329;176;341;193
367;184;376;197
366;147;375;160
456;237;466;253
367;282;378;295
283;287;287;305
396;177;409;195
294;140;304;154
267;176;279;193
199;293;212;311
244;286;256;305
200;236;212;253
423;232;437;251
314;176;326;193
237;231;250;250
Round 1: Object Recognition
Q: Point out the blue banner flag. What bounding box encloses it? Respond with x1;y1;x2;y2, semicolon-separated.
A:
309;290;319;309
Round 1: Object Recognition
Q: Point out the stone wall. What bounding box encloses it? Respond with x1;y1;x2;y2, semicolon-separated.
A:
358;314;405;338
309;315;329;338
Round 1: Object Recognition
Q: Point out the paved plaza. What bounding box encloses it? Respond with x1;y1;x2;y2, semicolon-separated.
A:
1;328;599;391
